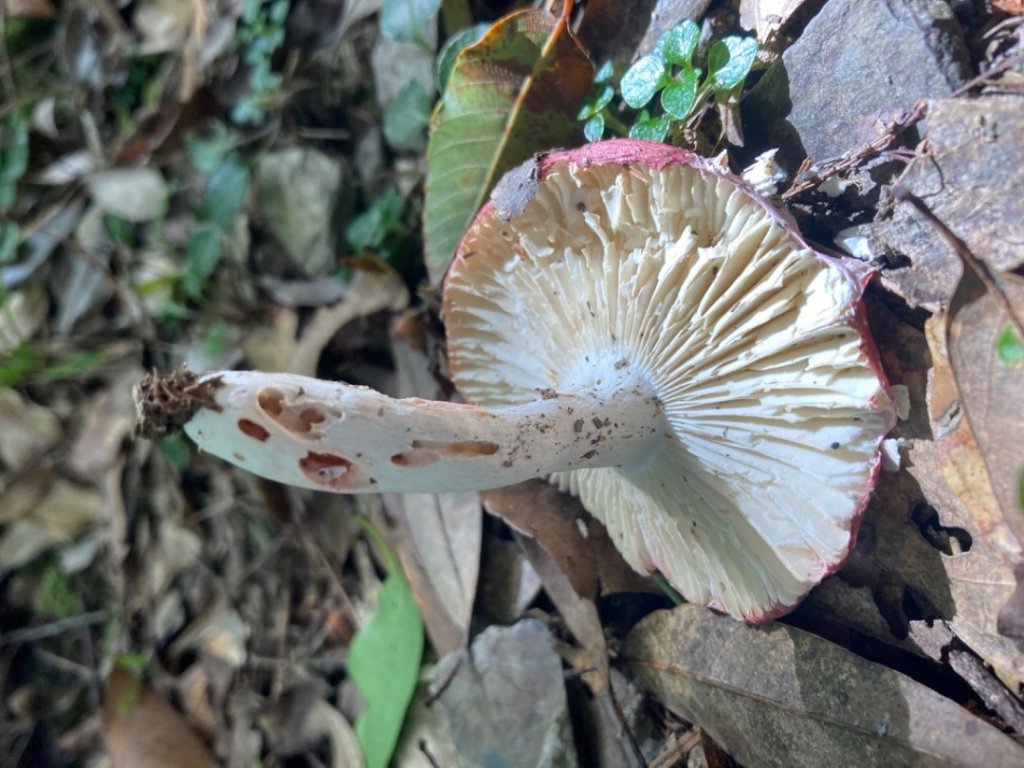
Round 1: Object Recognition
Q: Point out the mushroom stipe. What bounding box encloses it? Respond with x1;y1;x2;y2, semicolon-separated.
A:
137;139;896;622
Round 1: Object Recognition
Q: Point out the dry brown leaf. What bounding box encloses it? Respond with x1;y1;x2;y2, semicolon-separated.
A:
3;0;55;18
0;387;62;474
102;667;218;768
944;273;1024;549
482;480;656;599
516;533;646;768
0;479;103;572
739;0;809;41
433;620;578;767
624;605;1024;768
68;366;144;478
992;0;1024;13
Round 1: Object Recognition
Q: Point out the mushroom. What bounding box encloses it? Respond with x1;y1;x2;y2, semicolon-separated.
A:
138;139;895;621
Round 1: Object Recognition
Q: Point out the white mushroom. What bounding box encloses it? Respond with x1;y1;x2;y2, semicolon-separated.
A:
138;139;896;622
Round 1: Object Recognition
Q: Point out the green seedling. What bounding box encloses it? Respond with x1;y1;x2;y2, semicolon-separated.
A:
579;20;758;144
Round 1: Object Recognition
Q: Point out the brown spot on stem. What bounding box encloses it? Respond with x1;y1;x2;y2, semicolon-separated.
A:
410;439;500;457
257;388;338;437
238;419;270;442
391;451;440;468
299;451;369;491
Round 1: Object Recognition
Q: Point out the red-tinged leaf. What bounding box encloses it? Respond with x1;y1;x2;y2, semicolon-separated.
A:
422;1;593;282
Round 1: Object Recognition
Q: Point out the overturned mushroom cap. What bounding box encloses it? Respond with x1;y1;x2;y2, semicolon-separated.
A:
442;139;895;621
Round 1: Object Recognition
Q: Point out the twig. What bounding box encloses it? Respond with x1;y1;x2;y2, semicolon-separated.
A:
0;610;107;647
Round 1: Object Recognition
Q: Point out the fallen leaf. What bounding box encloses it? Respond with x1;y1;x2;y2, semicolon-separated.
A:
481;480;656;600
739;0;808;41
0;286;49;354
422;1;593;281
102;666;218;768
384;492;480;656
944;272;1024;548
68;366;144;478
0;386;62;472
624;605;1024;768
348;518;424;768
86;168;168;222
258;684;365;768
434;619;579;767
4;0;56;18
0;479;103;572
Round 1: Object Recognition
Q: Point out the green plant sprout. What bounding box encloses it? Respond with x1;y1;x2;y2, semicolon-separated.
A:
578;20;758;144
231;0;290;125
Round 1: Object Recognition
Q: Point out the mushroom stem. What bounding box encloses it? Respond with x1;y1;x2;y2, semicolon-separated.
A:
184;365;667;494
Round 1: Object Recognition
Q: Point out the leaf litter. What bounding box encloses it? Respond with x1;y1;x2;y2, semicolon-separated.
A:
1;2;1024;767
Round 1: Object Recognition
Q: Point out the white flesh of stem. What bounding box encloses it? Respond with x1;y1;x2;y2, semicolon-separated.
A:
184;363;667;494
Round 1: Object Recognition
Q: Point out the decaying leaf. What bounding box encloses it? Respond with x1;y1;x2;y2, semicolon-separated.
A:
434;619;579;767
422;1;593;281
86;168;168;223
624;605;1024;768
0;386;62;473
102;666;218;768
481;480;656;600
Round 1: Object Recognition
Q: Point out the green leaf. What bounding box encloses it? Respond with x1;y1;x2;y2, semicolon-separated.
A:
0;112;29;213
707;36;758;92
437;22;490;94
349;517;423;768
0;221;22;264
197;153;250;229
42;350;103;382
381;0;442;44
658;21;700;67
629;112;671;142
1018;469;1024;513
383;80;431;150
0;343;35;387
187;126;233;175
594;59;614;84
620;53;665;109
184;224;222;300
577;83;615;120
423;7;593;281
996;324;1024;368
347;187;406;253
660;68;701;119
583;113;605;142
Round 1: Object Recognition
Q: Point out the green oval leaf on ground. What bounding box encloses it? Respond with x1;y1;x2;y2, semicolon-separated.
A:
660;68;700;119
628;112;671;142
381;0;442;45
620;53;665;109
658;21;700;67
349;517;424;768
423;5;593;282
707;36;758;92
583;113;605;142
996;323;1024;368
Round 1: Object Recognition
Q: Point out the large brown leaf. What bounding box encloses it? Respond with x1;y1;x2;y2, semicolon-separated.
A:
624;606;1024;768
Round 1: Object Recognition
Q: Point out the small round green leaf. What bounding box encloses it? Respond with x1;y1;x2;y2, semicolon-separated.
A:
658;21;700;67
660;68;701;119
621;54;666;109
707;36;758;92
628;113;671;142
578;83;615;119
996;324;1024;368
595;59;615;84
584;114;605;142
